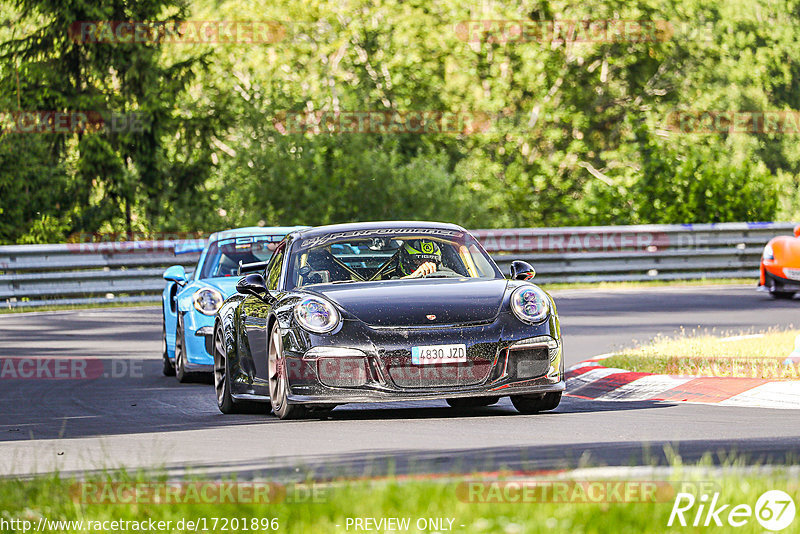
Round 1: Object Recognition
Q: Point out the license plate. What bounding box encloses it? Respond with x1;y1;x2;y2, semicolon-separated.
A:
784;268;800;281
411;344;467;365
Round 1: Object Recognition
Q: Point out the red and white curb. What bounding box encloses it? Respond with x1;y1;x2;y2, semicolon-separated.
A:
565;355;800;410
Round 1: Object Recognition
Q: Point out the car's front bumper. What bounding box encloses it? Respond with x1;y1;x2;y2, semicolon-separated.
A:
287;379;565;405
281;311;565;406
761;268;800;292
182;311;216;368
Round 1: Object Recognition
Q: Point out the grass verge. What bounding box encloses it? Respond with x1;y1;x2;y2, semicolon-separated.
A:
0;465;797;533
602;328;800;379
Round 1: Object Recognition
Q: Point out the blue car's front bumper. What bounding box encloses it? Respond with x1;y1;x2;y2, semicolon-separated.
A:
182;311;215;371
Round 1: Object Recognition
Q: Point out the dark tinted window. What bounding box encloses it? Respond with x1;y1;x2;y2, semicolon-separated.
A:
199;235;282;279
266;246;284;290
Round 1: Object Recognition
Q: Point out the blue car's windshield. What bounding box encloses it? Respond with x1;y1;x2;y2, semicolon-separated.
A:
199;236;282;279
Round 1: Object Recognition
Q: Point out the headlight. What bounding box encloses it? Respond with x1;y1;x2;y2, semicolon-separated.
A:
510;285;550;324
294;296;340;333
763;243;775;261
193;288;224;315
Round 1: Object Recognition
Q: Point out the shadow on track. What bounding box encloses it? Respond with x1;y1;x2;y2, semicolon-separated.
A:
103;437;800;483
0;361;674;441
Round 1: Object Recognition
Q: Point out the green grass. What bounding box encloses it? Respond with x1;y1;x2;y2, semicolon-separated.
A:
0;301;159;314
602;328;800;379
0;465;797;533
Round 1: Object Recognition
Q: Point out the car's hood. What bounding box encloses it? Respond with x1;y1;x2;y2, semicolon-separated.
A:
771;236;800;267
308;278;509;327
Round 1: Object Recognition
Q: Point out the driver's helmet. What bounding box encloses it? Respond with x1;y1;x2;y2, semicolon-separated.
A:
399;239;442;275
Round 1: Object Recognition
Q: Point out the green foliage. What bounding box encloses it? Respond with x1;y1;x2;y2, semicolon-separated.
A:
633;130;778;223
0;469;798;534
1;0;799;243
17;213;72;243
0;0;223;242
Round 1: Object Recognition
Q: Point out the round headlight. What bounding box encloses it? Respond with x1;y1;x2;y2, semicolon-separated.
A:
193;288;224;315
763;243;775;261
510;285;550;324
294;296;340;333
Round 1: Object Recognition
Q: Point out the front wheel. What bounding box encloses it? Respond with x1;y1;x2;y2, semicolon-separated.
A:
770;290;796;300
268;322;307;420
214;324;269;415
214;324;238;413
175;314;194;383
446;397;499;408
161;323;175;376
511;392;562;414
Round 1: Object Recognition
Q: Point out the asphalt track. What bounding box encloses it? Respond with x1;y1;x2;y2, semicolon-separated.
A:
1;285;798;480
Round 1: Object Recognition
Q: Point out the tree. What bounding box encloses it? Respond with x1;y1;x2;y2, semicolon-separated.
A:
0;0;226;242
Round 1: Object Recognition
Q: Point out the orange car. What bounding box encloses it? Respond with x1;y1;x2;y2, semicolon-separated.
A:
760;224;800;299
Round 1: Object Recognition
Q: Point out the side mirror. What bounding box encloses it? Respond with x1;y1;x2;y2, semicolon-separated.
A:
238;259;270;275
794;225;800;238
510;260;536;281
236;273;270;299
163;265;188;285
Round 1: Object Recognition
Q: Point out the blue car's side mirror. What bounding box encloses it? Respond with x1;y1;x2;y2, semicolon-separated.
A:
163;265;188;285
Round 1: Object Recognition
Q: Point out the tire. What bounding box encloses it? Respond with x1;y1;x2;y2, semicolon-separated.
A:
213;323;269;414
268;322;307;420
510;392;562;414
175;313;193;383
161;322;175;376
214;324;238;413
446;397;499;408
770;290;796;300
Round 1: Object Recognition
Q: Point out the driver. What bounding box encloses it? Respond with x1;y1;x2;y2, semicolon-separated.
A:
378;239;453;279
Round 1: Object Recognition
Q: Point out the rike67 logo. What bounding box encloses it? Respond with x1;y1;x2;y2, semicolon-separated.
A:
669;490;796;531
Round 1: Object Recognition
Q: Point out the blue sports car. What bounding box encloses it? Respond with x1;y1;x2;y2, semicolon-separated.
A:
161;226;307;382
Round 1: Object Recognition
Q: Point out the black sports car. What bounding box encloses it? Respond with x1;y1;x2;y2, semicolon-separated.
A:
213;221;564;419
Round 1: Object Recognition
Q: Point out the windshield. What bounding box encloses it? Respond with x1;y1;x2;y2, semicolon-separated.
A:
287;229;501;289
199;235;282;279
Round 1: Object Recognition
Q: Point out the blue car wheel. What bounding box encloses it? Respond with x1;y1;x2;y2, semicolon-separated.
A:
162;320;175;376
175;313;194;383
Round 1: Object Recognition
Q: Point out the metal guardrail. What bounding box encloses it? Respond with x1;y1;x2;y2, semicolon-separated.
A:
0;222;794;308
472;222;794;283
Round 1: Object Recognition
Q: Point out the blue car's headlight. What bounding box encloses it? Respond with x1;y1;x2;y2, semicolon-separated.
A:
510;285;550;324
193;288;224;315
294;296;340;333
